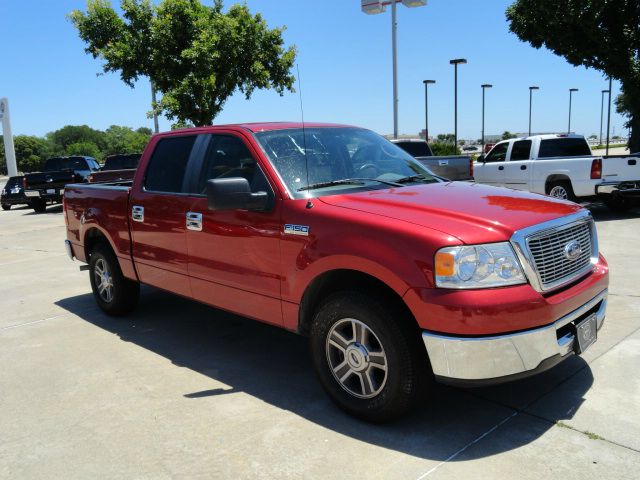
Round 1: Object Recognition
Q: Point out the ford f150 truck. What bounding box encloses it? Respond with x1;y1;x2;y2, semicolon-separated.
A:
474;134;640;210
64;123;609;421
25;156;100;212
390;138;473;180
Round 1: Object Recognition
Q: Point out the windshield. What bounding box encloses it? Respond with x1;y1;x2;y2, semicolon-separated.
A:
254;127;438;198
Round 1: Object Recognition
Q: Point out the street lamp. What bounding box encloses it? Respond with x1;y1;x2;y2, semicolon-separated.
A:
481;84;492;152
423;80;435;142
450;58;467;147
606;77;613;155
361;1;428;139
528;86;539;137
568;88;578;134
600;89;609;145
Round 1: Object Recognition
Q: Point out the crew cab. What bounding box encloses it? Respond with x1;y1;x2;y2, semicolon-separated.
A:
390;138;473;180
474;134;640;210
25;156;100;212
88;153;141;183
64;123;609;421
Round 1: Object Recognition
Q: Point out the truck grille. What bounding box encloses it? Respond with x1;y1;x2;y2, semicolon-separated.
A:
527;221;593;290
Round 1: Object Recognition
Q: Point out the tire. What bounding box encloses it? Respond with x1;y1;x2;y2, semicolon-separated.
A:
1;204;10;211
89;242;140;316
309;291;431;422
546;180;576;202
31;199;46;213
604;195;634;212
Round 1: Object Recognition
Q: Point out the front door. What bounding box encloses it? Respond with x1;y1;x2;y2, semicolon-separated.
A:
474;142;509;186
185;132;283;326
503;139;533;191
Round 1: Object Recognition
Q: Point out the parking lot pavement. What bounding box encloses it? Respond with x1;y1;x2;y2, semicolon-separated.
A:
1;203;639;479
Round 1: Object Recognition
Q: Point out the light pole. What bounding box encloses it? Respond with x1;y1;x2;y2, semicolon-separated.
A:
361;1;427;139
423;80;435;141
568;88;578;134
606;77;613;155
528;86;539;137
600;89;609;145
450;58;467;148
481;84;492;152
151;81;159;134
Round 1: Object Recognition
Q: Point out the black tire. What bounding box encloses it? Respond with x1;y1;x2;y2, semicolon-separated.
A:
309;291;431;422
31;199;46;213
89;242;140;316
1;204;10;211
546;180;576;202
604;195;634;212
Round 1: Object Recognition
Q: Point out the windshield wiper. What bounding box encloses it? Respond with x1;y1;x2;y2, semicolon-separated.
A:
297;178;402;192
395;174;444;184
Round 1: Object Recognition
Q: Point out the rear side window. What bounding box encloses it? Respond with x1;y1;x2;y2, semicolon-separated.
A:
394;141;433;157
144;136;196;193
538;138;591;158
485;142;509;162
510;140;532;161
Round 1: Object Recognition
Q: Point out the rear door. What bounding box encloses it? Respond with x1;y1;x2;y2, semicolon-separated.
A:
474;142;509;186
503;139;533;190
128;134;200;297
184;131;283;326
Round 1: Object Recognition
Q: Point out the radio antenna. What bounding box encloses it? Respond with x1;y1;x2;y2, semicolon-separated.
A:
296;64;312;206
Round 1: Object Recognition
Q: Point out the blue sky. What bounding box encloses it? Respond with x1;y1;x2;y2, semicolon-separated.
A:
0;0;628;140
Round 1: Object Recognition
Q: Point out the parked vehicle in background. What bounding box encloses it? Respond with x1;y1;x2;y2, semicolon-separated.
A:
24;156;100;212
1;176;29;210
474;134;640;210
88;154;141;183
64;123;608;422
391;139;473;180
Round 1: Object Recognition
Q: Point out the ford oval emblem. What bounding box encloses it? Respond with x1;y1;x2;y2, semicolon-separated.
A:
564;240;582;260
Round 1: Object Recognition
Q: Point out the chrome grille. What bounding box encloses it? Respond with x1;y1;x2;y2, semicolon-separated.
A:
527;221;593;289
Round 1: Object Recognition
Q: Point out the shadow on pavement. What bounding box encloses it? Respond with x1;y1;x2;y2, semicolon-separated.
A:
584;202;639;222
56;288;594;461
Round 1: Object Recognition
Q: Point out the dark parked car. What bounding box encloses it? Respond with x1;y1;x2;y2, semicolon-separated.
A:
88;153;141;183
1;176;29;210
24;156;100;212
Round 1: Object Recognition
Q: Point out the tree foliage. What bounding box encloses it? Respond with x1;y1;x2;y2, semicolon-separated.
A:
506;0;640;151
502;131;517;140
69;0;297;126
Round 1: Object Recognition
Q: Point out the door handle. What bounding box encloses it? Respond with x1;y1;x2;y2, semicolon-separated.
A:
132;205;144;222
186;212;203;231
498;166;504;170
629;159;637;166
520;165;527;170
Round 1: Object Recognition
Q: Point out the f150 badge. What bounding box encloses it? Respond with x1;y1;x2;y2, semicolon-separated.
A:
284;224;310;236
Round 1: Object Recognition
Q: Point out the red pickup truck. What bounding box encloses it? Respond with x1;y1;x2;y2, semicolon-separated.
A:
63;123;609;421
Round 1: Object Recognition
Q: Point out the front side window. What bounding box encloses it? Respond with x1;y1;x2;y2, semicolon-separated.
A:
484;142;509;162
196;135;271;195
510;140;532;161
144;135;196;193
254;127;437;198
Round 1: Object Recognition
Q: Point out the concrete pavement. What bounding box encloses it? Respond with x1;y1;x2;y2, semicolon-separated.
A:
1;202;639;479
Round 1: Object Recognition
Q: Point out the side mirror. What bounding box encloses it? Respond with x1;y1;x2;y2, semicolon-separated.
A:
206;177;268;211
478;154;486;163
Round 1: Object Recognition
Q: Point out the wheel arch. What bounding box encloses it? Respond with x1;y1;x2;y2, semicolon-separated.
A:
545;174;572;193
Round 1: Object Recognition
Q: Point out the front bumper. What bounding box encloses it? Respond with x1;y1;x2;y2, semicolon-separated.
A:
423;289;607;384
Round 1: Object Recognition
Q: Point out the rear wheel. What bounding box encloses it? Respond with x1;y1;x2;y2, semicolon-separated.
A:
547;181;576;202
31;199;46;213
89;243;139;316
1;204;10;211
310;292;431;422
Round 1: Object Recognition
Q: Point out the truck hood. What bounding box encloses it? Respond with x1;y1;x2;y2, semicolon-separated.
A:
319;182;583;244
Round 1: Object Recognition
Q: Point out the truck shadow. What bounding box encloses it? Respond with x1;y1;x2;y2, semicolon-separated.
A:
56;289;594;462
584;202;639;222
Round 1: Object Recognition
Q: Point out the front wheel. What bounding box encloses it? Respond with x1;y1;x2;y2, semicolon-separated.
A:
310;292;430;422
1;204;10;211
31;199;46;213
89;243;140;316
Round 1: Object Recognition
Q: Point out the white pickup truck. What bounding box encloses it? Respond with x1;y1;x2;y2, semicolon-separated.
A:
474;134;640;210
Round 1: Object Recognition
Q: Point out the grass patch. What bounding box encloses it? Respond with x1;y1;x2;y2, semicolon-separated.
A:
556;421;604;441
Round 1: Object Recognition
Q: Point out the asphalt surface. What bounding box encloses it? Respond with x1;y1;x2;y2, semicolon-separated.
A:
1;197;639;479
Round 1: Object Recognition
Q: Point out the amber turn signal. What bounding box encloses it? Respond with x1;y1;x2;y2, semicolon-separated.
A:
435;252;455;277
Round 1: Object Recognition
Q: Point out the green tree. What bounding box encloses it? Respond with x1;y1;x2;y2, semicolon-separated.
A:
436;133;455;143
66;141;102;159
506;0;640;152
14;136;52;172
501;131;517;140
430;142;461;155
47;125;105;154
102;125;150;155
69;0;297;127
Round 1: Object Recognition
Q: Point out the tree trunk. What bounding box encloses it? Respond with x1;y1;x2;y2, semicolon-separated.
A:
629;114;640;154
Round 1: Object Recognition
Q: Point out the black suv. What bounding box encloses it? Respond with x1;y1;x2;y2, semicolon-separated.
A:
1;176;29;210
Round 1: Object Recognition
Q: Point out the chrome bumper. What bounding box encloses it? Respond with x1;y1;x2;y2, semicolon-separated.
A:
596;181;640;196
64;240;75;260
423;289;607;383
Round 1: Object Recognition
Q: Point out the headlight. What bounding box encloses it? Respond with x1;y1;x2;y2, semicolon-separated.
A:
435;242;526;289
